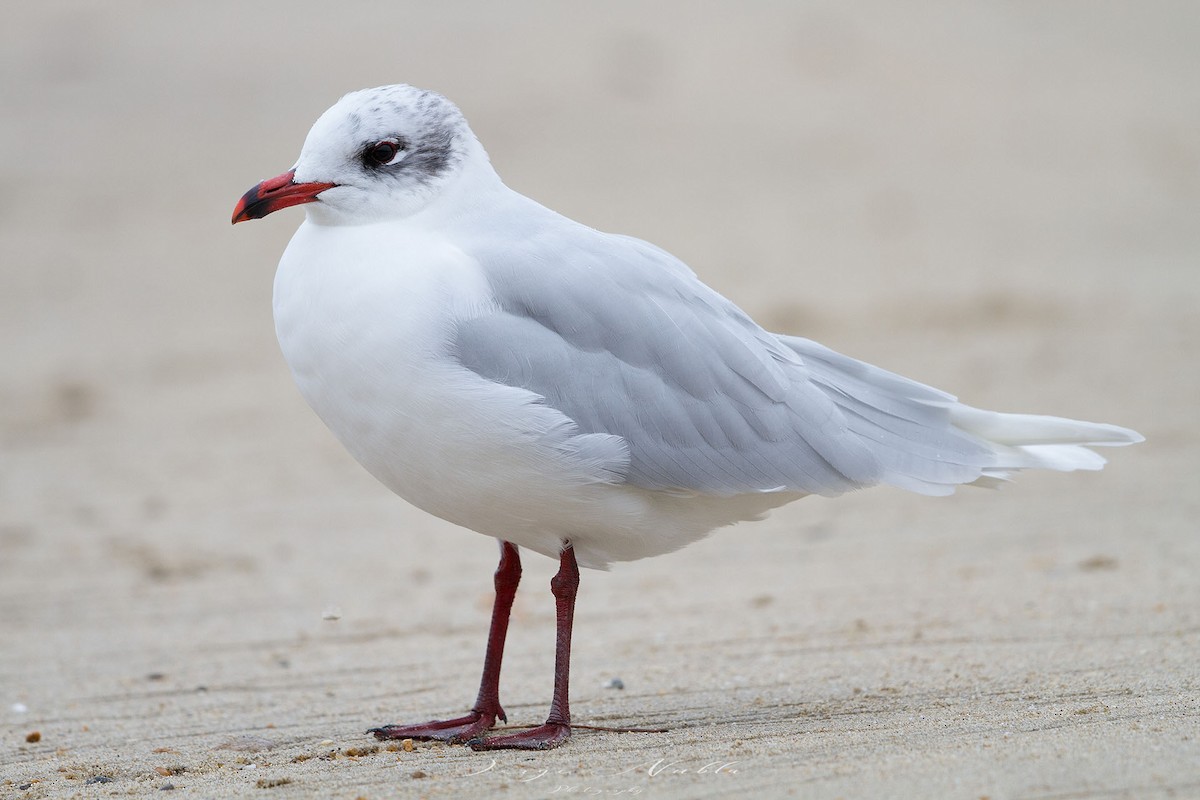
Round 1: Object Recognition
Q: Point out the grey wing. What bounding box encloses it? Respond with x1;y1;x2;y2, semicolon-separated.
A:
452;225;886;497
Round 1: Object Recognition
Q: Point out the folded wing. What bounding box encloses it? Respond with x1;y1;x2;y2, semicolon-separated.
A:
452;220;1140;498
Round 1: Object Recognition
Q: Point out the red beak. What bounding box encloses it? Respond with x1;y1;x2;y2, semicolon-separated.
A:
232;170;337;224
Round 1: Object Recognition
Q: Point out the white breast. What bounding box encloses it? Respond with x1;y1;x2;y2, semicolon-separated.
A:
271;222;598;557
273;219;501;495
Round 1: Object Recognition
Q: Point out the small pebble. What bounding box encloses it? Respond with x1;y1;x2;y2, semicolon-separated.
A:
321;605;342;621
11;702;29;714
25;731;41;743
85;776;113;785
603;677;625;690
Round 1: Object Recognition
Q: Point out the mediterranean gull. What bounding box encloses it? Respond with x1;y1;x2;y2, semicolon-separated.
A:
232;84;1142;750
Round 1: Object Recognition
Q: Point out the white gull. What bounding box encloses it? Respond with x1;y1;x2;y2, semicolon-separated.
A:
233;84;1141;750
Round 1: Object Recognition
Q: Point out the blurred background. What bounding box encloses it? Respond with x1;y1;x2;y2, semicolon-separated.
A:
1;2;1196;796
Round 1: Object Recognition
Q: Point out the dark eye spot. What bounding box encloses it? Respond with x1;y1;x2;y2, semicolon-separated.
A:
364;138;406;167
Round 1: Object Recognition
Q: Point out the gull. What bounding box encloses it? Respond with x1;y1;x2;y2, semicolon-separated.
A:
232;84;1142;750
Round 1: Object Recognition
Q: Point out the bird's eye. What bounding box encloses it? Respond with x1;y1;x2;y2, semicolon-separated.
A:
365;138;407;167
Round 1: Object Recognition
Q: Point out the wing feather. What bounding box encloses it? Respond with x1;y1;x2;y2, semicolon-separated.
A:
447;202;1137;499
452;220;878;496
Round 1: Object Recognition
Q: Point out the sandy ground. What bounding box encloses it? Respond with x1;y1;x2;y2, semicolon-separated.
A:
2;2;1198;798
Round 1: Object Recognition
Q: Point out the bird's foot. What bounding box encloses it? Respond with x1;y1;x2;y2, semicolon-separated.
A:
369;709;499;744
469;722;571;751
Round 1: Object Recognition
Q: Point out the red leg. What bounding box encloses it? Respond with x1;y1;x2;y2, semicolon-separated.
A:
370;541;521;743
470;543;579;750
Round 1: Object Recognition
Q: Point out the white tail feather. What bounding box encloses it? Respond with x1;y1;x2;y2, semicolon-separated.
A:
951;406;1142;481
950;406;1144;448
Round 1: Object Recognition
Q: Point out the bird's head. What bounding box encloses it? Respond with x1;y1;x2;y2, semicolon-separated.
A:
232;84;483;226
